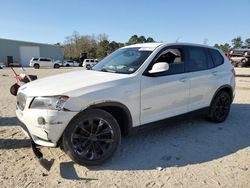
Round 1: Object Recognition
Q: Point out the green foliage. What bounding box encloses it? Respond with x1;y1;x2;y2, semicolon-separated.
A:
127;35;155;45
63;32;155;60
63;32;249;60
214;43;231;53
231;36;243;48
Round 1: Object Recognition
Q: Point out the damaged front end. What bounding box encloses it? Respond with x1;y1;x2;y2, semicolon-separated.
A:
18;120;54;171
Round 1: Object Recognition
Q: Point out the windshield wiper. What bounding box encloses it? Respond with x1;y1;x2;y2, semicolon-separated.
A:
100;68;116;73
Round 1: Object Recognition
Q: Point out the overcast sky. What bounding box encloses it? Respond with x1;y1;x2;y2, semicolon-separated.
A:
0;0;249;45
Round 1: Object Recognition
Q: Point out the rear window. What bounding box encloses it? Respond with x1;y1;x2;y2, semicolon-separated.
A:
209;49;224;66
187;47;208;71
33;58;38;61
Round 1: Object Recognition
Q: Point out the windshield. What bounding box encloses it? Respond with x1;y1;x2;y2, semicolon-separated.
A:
92;47;152;74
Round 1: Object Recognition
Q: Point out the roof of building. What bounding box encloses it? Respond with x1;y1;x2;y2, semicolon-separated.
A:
0;38;62;47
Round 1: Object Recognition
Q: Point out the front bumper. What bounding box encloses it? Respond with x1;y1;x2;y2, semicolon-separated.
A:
16;107;78;147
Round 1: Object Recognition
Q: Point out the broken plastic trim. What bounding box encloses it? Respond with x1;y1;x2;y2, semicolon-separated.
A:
31;140;54;171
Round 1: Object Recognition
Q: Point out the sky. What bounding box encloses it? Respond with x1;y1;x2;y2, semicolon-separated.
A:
0;0;249;46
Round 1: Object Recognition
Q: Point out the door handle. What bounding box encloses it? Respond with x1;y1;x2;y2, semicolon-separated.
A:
179;77;188;82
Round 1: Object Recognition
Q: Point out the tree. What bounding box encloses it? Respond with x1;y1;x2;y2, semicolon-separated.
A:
146;37;155;42
108;41;120;53
231;36;243;48
96;39;110;58
63;33;156;60
138;36;146;43
214;43;231;53
127;35;139;45
245;38;250;46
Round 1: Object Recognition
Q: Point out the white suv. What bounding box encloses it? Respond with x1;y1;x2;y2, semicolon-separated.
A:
29;57;61;69
82;59;99;69
16;43;235;166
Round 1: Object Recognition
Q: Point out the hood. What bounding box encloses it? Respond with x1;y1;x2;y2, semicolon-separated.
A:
19;70;130;97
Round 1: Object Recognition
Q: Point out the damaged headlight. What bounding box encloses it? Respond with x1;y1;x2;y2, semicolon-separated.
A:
30;96;69;110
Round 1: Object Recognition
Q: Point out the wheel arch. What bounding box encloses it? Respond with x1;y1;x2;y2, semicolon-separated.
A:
210;85;234;106
86;101;133;136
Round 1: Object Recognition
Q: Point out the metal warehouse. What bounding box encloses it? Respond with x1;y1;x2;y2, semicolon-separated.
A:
0;38;64;67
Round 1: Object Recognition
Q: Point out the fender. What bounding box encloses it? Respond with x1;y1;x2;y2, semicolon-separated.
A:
87;101;133;135
210;84;234;106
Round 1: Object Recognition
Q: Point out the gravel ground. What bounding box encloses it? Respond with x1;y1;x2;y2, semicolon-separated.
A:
0;67;250;188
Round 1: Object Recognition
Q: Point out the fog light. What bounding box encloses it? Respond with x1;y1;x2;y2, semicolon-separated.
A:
37;117;46;125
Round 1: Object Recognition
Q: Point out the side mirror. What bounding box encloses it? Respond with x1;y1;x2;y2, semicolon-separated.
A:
148;62;169;74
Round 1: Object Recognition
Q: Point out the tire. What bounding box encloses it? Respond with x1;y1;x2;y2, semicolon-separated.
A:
62;109;121;166
238;60;245;68
66;64;70;67
34;64;40;69
208;91;231;123
54;64;60;69
86;64;91;70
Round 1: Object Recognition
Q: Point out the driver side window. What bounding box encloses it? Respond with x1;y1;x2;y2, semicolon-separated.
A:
153;47;185;76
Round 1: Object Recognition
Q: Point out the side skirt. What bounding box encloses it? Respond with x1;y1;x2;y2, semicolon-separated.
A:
129;107;209;135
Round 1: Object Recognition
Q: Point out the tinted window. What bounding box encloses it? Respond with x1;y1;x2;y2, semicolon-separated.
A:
90;60;94;62
40;58;51;62
150;47;185;76
209;49;224;67
187;47;208;71
33;58;38;61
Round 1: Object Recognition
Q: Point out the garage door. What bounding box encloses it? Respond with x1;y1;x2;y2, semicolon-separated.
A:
20;46;40;67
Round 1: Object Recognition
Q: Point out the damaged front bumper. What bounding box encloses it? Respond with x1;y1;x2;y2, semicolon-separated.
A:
16;106;77;147
18;120;54;171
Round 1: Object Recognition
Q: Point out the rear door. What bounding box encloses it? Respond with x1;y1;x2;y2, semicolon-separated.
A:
185;46;218;111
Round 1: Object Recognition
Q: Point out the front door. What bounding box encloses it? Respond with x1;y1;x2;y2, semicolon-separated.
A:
140;46;189;124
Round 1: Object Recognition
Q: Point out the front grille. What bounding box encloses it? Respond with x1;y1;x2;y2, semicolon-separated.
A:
17;93;27;111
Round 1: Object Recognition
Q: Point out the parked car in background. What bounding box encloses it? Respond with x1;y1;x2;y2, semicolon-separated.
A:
29;57;62;69
230;56;249;67
82;59;99;69
63;60;80;67
0;62;6;69
16;43;235;166
229;45;250;67
229;45;250;57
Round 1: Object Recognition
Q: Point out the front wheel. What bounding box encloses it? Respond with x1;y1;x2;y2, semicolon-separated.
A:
34;64;40;69
62;109;121;166
208;91;231;123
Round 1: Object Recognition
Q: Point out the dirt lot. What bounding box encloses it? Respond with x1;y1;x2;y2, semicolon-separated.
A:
0;67;250;188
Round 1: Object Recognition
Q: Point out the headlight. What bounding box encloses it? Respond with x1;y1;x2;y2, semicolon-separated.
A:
30;96;69;110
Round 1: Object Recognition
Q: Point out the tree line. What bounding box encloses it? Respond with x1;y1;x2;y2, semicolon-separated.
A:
63;32;249;61
63;32;155;61
214;36;250;53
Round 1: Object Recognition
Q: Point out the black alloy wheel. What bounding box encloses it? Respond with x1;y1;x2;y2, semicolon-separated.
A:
63;109;121;166
208;91;231;123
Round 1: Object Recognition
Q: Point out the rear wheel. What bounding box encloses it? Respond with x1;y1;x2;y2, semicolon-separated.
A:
208;91;231;123
34;64;40;69
63;109;121;166
86;64;91;70
54;64;60;69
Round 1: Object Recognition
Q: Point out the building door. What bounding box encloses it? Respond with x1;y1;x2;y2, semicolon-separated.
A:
7;56;13;66
20;46;40;67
